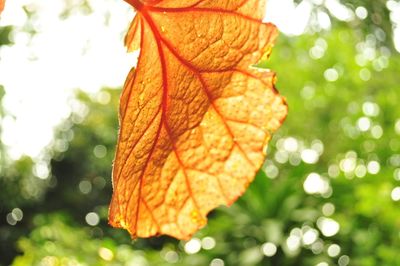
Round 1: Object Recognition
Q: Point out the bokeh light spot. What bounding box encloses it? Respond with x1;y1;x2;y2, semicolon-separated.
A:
328;165;340;178
304;173;330;195
311;140;324;155
11;208;23;221
317;217;340;237
324;68;339;81
311;240;325;254
93;145;107;158
302;228;319;245
322;203;335;216
362;102;379;117
202;237;216;250
395;119;400;135
284;137;299;152
164;251;179;263
327;244;341;257
355;6;368;19
275;150;289;164
34;161;50;180
261;242;277;257
286;235;301;251
210;258;224;266
98;247;114;261
394;169;400;181
359;68;371;81
367;161;380;174
85;212;100;226
264;164;279;179
301;85;315;99
338;255;350;266
357;117;371;132
301;149;319;164
354;165;367;178
391;187;400;201
184;238;201;254
340;158;356;173
371;125;383;139
96;91;111;105
79;180;92;194
6;213;17;226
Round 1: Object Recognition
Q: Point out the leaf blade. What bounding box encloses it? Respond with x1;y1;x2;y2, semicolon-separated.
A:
0;0;5;14
110;0;287;239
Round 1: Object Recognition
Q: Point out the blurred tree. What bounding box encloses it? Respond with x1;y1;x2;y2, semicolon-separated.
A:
0;25;49;265
294;0;394;50
1;1;400;266
5;23;400;265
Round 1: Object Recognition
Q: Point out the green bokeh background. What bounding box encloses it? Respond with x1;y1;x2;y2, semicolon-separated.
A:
1;1;400;265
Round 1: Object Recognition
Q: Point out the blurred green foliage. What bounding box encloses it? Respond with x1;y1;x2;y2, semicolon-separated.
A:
1;1;400;266
294;0;392;49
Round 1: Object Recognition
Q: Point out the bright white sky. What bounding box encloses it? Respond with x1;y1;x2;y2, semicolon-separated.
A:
0;0;397;160
0;0;137;159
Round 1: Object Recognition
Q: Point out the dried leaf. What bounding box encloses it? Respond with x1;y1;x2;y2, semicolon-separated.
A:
109;0;287;240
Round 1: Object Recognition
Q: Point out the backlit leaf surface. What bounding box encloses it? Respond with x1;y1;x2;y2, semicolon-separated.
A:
0;0;5;14
109;0;288;240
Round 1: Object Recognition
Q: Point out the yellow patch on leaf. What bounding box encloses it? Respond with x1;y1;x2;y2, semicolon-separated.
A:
109;0;288;240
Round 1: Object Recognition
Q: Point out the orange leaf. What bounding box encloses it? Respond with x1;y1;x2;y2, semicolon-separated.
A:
109;0;287;240
0;0;5;14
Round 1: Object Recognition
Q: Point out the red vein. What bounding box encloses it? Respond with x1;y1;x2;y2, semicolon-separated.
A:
159;123;230;206
114;17;144;182
141;9;204;220
197;125;230;201
115;105;161;184
128;115;163;234
115;1;279;235
157;34;257;171
147;6;263;24
121;15;164;234
187;0;208;8
141;197;160;231
225;117;265;131
112;16;146;225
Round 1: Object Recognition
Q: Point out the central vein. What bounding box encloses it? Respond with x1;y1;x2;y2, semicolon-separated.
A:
125;0;143;11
